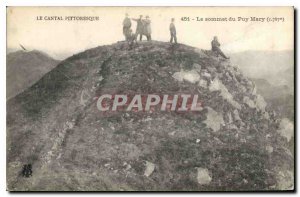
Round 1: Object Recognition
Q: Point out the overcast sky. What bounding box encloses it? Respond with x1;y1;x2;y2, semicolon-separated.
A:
7;6;294;59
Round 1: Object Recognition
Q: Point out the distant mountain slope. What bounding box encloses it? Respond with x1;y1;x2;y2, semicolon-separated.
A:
230;51;294;121
7;50;60;99
7;48;19;54
230;50;294;87
252;78;294;121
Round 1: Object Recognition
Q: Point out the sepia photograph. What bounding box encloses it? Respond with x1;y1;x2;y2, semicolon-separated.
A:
5;6;294;191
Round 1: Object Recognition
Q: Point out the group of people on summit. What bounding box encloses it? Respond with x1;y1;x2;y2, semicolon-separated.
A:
122;14;177;44
123;14;152;42
122;14;229;59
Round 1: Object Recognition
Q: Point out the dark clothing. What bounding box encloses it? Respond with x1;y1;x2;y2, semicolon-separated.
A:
123;27;131;41
138;34;144;41
211;39;228;59
169;22;177;43
146;34;151;41
141;19;151;41
123;17;132;41
211;39;221;51
213;47;228;59
132;18;145;40
143;19;151;35
170;32;177;43
169;22;176;34
128;33;137;48
132;18;144;34
133;18;152;41
123;17;131;28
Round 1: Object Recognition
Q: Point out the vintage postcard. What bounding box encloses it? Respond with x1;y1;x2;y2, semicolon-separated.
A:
6;6;294;191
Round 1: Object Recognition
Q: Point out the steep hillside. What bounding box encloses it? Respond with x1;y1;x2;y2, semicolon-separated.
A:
6;50;60;99
7;42;294;191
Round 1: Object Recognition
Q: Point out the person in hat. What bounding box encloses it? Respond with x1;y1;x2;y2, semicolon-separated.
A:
132;15;145;41
122;13;132;41
169;18;177;44
211;36;230;59
143;16;152;41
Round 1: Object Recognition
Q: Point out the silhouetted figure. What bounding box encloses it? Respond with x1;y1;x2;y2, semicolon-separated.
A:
123;13;132;41
132;15;145;41
143;16;152;41
169;18;177;44
22;164;32;178
211;36;229;59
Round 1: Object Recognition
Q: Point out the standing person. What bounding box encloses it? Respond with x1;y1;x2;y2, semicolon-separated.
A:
132;15;144;41
169;18;177;44
122;13;132;41
211;36;230;59
143;16;152;41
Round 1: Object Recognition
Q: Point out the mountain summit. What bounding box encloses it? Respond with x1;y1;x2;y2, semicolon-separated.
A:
7;41;293;191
